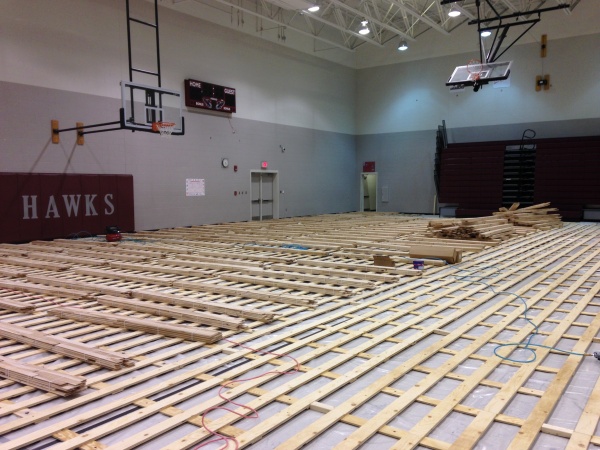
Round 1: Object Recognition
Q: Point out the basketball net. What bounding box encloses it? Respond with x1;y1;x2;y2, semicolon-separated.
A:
152;121;176;137
467;59;483;81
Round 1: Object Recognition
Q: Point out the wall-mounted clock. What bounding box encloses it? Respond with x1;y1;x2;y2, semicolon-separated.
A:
221;158;229;168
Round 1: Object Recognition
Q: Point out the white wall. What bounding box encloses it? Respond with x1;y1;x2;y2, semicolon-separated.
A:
0;0;355;134
356;33;600;135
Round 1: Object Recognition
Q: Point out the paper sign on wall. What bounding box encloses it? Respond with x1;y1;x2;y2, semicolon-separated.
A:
186;178;205;196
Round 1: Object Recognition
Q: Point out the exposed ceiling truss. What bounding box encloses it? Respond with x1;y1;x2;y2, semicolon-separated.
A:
167;0;580;53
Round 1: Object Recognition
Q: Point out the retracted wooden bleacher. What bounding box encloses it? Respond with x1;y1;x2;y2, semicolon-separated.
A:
438;135;600;219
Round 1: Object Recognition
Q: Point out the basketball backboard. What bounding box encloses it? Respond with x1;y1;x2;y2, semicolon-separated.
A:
446;61;512;87
120;81;184;135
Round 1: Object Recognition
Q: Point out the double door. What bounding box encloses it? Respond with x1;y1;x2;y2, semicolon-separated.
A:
251;171;279;221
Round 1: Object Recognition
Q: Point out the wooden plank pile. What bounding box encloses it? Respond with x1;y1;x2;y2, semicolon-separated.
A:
428;203;562;240
0;356;86;396
48;307;223;343
493;202;563;229
428;216;515;241
0;322;134;370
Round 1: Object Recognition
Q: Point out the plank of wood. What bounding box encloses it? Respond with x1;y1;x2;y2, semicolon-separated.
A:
74;267;175;287
231;267;375;288
96;296;246;331
0;356;86;396
0;267;27;278
26;274;132;297
0;279;90;300
47;307;223;343
1;256;71;271
294;259;423;275
266;263;399;282
0;322;134;370
218;273;352;297
172;280;317;307
131;290;276;322
0;298;36;313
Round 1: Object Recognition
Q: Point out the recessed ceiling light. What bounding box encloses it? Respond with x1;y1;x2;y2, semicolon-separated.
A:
307;5;319;12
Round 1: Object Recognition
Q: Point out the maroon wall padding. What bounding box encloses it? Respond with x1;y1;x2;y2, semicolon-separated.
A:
0;173;134;243
0;173;20;243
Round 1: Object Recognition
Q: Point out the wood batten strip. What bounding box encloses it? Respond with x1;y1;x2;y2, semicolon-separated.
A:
293;259;422;276
0;322;134;370
73;267;177;286
171;280;317;307
26;251;109;266
218;273;353;297
96;296;247;331
231;267;376;288
47;307;222;343
0;279;90;300
266;263;398;282
241;244;330;257
26;274;132;297
0;297;35;313
0;267;27;278
131;290;276;322
0;356;86;396
1;256;71;271
107;261;213;278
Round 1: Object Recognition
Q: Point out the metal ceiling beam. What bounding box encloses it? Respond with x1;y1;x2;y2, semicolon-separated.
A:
304;7;387;47
387;0;450;34
328;0;415;41
193;0;355;51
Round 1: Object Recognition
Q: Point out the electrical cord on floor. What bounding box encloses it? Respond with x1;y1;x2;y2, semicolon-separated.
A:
195;339;300;450
451;265;591;363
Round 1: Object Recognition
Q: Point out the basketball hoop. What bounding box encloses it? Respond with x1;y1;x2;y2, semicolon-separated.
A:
467;59;483;81
152;121;176;137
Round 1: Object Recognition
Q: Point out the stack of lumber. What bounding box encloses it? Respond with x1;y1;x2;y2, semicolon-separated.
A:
428;203;562;240
494;202;563;229
48;307;223;343
428;216;515;241
0;322;134;370
0;356;86;396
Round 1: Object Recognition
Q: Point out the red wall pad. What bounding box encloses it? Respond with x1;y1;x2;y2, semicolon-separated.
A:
0;173;134;243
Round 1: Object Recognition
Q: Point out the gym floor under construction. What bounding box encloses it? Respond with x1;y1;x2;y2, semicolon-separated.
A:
1;211;600;449
2;0;600;449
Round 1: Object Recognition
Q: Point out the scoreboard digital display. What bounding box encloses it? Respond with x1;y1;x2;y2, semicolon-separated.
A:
184;79;236;113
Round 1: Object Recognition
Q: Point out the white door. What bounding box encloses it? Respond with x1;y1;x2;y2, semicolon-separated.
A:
360;172;378;212
251;170;279;221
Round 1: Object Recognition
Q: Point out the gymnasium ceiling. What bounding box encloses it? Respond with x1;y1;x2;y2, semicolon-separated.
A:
159;0;594;67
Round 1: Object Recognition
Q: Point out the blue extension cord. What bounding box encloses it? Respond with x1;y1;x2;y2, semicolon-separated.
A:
425;259;591;363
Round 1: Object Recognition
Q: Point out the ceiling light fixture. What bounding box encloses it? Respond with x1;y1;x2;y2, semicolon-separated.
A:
398;40;408;51
359;20;370;35
480;29;492;37
307;5;319;12
448;7;461;17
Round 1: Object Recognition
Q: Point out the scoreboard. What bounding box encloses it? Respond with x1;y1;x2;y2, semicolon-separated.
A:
184;79;236;113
